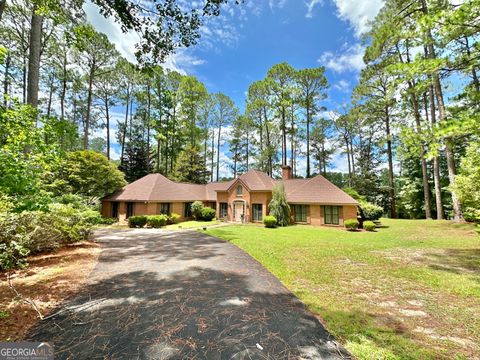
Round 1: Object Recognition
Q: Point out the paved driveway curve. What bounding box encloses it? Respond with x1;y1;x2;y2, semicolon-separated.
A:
29;228;350;359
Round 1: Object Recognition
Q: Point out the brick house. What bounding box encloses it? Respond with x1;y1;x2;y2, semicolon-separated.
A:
101;166;358;226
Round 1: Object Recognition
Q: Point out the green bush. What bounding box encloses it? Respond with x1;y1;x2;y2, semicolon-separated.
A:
128;215;147;228
268;184;290;226
169;213;181;224
146;215;168;228
360;201;383;221
0;204;101;270
191;201;204;220
344;218;359;231
363;221;376;231
263;215;277;228
463;207;480;224
201;207;216;221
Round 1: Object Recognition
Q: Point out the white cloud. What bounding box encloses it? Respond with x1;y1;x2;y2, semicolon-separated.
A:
318;43;365;73
334;79;350;92
331;0;384;36
305;0;324;18
269;0;288;10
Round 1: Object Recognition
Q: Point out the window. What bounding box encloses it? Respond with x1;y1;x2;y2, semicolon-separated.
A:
219;202;228;218
126;202;134;218
184;202;193;217
324;205;339;225
111;202;119;218
293;204;308;223
252;204;263;221
236;185;243;196
158;203;171;215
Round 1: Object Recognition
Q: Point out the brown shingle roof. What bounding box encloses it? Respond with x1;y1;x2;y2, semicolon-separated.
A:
283;176;358;205
103;170;357;205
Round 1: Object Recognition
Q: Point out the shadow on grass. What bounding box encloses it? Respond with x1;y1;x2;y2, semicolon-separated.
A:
425;248;480;275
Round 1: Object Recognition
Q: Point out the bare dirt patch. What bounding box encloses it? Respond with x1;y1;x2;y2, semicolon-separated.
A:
0;241;101;341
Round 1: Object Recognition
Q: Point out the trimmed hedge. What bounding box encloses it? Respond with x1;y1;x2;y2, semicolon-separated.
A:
264;215;277;228
344;218;359;231
360;201;383;221
201;207;216;221
128;215;147;228
191;201;204;220
147;215;168;228
363;220;376;231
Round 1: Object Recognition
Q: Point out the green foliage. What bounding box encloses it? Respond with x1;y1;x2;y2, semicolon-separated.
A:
344;219;359;231
172;145;210;184
52;150;126;199
201;207;216;221
451;142;480;222
263;215;277;228
128;215;147;228
359;201;384;221
268;183;290;226
0;204;101;270
190;201;204;220
343;187;367;202
169;213;181;224
146;215;168;228
363;221;376;231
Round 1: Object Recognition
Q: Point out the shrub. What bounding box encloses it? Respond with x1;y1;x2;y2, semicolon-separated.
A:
191;201;204;220
363;221;376;231
128;215;147;228
201;207;216;221
0;204;101;270
169;213;181;224
463;207;480;224
147;215;168;228
264;215;277;228
268;184;290;226
360;201;383;221
344;218;359;231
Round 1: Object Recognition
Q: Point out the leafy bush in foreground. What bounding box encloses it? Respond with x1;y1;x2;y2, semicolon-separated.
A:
128;215;147;228
201;207;216;221
147;215;168;228
363;221;376;231
264;215;277;228
0;204;101;270
345;219;359;231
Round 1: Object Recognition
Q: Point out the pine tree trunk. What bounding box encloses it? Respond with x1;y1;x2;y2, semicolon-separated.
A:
120;88;129;166
216;121;222;181
211;128;215;182
105;95;110;160
281;107;287;166
60;49;67;120
422;0;463;221
385;107;397;218
427;88;444;219
306;105;311;178
22;56;27;104
27;5;43;111
3;53;10;107
46;74;53;118
146;85;151;171
84;65;95;149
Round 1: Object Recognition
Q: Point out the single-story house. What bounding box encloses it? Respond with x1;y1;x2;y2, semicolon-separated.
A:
101;166;358;226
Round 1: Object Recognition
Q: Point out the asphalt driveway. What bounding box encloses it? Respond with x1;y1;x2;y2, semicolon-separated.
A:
28;228;350;359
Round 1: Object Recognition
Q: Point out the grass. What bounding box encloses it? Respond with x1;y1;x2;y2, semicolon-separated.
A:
165;219;221;230
206;219;480;360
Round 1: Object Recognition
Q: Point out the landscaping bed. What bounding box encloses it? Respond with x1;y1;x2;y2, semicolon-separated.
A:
0;242;101;341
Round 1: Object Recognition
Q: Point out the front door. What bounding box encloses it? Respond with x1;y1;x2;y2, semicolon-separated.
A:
234;202;244;222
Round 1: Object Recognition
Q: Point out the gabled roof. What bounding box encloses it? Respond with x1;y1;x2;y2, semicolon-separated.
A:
282;176;358;205
103;169;358;205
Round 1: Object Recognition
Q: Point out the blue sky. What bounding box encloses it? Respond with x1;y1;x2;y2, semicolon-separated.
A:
85;0;385;176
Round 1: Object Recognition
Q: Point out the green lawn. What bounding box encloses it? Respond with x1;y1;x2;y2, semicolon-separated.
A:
206;219;480;360
165;219;221;230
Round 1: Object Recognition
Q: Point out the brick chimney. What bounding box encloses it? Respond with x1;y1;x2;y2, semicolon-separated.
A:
281;165;292;180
